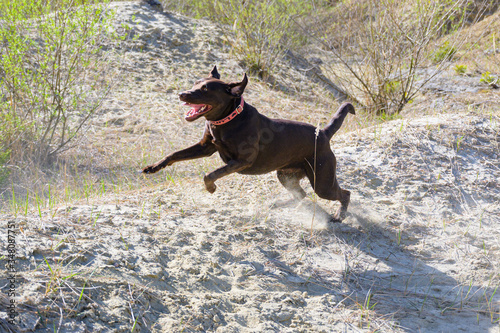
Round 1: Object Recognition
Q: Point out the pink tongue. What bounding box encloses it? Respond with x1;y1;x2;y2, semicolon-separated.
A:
184;103;205;118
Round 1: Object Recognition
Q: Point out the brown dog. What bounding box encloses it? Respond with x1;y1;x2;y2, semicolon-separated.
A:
143;66;354;221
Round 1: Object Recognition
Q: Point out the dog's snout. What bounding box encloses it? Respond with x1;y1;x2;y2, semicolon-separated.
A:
179;91;193;102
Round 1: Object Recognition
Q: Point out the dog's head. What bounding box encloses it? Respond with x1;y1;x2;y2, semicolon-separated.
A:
179;66;247;122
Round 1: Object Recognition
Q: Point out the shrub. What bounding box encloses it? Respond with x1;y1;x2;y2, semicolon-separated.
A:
161;0;311;77
300;0;489;114
0;0;115;172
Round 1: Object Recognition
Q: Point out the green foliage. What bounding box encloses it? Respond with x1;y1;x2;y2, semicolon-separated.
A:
454;64;468;75
378;110;402;122
161;0;311;76
0;147;10;184
216;0;310;76
0;0;115;175
480;72;499;86
383;79;402;95
432;41;457;63
307;0;474;114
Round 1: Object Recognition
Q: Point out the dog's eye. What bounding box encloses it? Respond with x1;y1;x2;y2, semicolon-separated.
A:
202;85;208;91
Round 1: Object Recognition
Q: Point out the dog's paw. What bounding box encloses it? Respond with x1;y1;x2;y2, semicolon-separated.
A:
142;165;158;174
332;207;348;222
329;216;343;223
205;182;217;193
203;176;217;193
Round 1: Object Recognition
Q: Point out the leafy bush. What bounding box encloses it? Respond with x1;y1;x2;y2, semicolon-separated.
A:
161;0;311;76
0;0;115;171
295;0;489;114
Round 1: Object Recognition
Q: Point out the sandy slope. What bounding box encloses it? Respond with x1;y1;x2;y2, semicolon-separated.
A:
1;2;499;332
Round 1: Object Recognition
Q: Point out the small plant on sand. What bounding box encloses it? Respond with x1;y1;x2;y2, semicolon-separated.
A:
456;135;465;151
34;245;98;331
356;291;378;329
480;72;499;87
41;253;83;296
454;64;468;75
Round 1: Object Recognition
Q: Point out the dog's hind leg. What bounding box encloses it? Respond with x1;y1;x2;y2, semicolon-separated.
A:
305;156;350;222
277;169;307;201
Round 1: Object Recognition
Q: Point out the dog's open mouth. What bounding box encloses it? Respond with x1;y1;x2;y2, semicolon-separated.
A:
184;103;212;121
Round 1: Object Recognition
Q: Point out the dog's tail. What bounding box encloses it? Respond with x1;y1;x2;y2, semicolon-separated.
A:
321;102;355;140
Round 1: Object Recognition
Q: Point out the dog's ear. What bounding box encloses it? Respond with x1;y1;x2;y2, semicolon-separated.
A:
209;66;220;80
227;73;248;97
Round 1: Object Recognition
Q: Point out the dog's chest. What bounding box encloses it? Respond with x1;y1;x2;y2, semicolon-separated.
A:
209;126;237;161
211;136;226;151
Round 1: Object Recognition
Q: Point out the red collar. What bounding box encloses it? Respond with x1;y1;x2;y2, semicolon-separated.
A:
210;97;244;126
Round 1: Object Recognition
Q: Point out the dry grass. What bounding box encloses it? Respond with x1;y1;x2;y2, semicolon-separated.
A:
446;9;500;73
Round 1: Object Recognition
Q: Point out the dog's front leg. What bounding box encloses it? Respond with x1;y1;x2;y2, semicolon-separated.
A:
204;160;251;193
143;142;216;174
